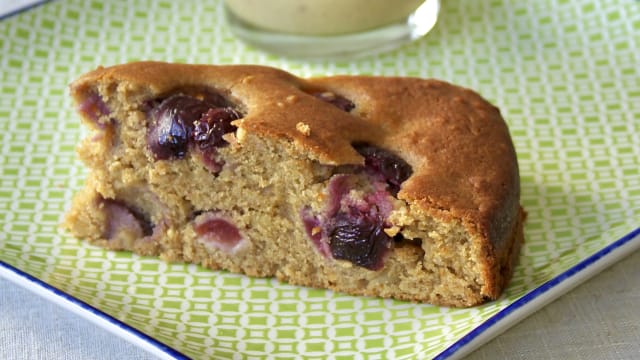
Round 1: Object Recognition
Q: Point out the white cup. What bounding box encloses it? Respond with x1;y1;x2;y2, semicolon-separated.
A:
224;0;440;59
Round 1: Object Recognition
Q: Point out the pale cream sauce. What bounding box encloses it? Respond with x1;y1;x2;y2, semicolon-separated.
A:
225;0;425;36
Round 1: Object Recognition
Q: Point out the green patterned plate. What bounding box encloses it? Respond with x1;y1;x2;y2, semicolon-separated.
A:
1;0;639;359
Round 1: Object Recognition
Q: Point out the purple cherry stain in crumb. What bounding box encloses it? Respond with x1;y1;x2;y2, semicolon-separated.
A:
313;91;355;112
103;199;153;239
197;147;226;174
194;213;244;253
325;174;351;217
301;207;331;258
78;93;111;127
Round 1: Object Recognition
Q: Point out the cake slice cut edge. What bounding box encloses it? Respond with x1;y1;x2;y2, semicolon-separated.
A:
63;61;525;307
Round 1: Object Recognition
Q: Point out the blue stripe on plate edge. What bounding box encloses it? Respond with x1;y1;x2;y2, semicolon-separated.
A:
435;226;640;360
0;260;190;360
0;0;54;21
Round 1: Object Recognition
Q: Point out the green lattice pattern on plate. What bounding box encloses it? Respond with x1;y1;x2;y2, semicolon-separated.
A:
1;0;638;358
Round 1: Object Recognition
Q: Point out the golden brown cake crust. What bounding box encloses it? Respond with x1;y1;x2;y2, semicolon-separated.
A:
72;61;519;230
67;61;523;306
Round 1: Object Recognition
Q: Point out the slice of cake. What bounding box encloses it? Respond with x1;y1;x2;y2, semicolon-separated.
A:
64;61;525;307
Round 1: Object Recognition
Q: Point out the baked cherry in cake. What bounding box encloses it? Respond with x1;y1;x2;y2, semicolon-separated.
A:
64;62;525;307
145;92;243;174
299;144;412;271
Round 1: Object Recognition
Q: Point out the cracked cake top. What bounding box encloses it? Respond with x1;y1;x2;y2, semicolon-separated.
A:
70;61;521;248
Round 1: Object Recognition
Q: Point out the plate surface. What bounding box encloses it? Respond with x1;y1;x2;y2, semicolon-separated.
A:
1;0;638;359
